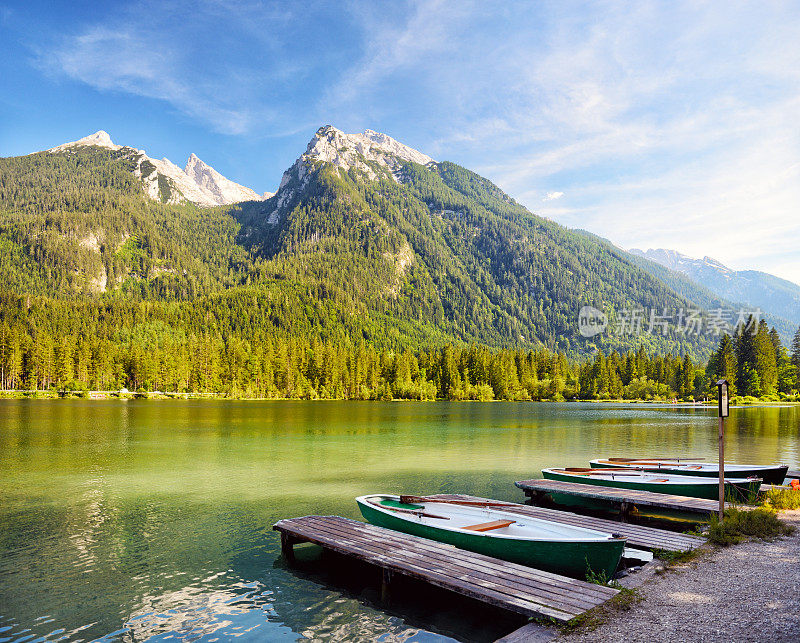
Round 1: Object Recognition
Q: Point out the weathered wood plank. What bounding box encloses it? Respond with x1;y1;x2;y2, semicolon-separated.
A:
785;470;799;480
428;494;705;552
277;523;579;620
279;519;589;615
301;515;619;598
273;516;617;623
296;516;611;611
292;517;612;613
515;479;750;516
495;621;555;643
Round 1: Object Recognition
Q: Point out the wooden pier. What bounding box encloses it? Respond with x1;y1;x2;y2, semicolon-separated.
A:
515;478;750;519
428;494;705;552
273;515;618;624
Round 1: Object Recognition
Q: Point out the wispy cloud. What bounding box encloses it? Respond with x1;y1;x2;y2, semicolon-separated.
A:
47;26;256;135
340;1;800;282
35;0;318;136
21;0;800;281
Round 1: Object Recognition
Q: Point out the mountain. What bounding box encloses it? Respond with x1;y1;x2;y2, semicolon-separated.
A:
48;130;264;207
0;125;718;356
630;248;800;329
572;232;795;344
229;125;715;354
184;153;271;204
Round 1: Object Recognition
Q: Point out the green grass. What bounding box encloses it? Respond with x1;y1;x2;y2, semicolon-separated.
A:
707;507;794;546
762;487;800;510
559;586;643;633
651;547;701;565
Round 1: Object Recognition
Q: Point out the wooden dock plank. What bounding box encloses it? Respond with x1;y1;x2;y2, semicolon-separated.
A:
298;516;612;609
273;515;617;623
278;519;582;619
427;494;705;552
515;479;750;516
785;470;799;480
296;516;616;606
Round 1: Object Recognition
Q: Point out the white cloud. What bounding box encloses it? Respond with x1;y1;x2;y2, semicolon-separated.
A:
543;191;564;201
47;26;256;135
25;1;800;282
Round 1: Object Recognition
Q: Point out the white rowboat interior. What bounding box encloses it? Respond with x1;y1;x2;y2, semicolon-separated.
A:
357;494;623;542
544;468;761;485
593;458;781;473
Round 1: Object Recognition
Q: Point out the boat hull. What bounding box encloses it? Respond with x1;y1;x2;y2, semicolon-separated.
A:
542;470;761;502
357;499;625;579
590;460;788;485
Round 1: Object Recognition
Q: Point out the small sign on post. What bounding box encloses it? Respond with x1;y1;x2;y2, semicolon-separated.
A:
716;379;729;521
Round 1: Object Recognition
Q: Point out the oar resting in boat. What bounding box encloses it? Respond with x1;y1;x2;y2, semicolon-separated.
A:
356;494;627;579
542;467;762;501
590;457;788;484
399;495;518;508
366;498;450;520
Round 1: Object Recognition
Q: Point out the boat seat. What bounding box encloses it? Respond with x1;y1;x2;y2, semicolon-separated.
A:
461;519;516;532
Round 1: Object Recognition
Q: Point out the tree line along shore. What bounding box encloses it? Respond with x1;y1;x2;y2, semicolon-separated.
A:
1;313;799;402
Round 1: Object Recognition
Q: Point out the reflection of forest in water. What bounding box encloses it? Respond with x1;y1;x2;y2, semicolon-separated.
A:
1;400;797;642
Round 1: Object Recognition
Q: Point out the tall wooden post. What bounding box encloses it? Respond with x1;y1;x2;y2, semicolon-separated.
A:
716;379;729;522
718;415;724;521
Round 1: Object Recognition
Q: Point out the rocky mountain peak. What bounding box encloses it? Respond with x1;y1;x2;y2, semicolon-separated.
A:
184;153;264;205
47;131;265;207
48;130;121;152
304;125;434;168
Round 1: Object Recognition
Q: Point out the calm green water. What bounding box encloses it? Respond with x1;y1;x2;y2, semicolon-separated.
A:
1;400;798;642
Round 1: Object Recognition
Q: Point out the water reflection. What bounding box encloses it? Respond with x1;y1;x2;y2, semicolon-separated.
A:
0;400;797;641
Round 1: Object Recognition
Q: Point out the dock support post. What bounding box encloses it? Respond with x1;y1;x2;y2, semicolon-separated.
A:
381;568;393;604
281;532;296;564
619;501;632;522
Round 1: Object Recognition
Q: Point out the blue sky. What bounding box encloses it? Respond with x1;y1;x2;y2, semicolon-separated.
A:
2;0;800;282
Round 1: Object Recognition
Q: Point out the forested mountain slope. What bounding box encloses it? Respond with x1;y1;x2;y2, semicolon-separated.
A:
575;230;795;345
0;126;715;357
631;248;800;329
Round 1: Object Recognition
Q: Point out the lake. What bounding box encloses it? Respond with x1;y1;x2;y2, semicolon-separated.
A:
1;400;798;642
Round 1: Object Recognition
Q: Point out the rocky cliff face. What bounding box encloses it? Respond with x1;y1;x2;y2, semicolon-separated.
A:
48;131;264;207
184;153;268;205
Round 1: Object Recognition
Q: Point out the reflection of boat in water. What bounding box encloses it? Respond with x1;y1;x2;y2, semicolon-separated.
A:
357;494;626;578
542;467;761;502
591;458;788;485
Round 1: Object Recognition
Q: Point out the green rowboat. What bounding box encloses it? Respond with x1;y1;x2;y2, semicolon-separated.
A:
542;467;762;502
590;458;788;485
356;494;626;579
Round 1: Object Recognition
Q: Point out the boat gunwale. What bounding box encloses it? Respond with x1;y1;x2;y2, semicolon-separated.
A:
356;494;626;544
593;458;786;470
544;467;762;485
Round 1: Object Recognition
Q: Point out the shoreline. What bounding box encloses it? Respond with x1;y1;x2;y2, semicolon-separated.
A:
0;390;797;406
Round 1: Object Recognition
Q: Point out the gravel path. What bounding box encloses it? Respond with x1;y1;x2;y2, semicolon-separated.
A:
559;510;800;643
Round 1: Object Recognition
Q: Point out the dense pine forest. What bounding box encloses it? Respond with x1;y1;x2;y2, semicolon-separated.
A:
2;133;799;401
1;294;798;401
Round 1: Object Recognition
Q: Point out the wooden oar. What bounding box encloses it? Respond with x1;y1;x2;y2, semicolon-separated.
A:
367;499;450;520
560;471;652;478
609;457;706;462
399;495;517;508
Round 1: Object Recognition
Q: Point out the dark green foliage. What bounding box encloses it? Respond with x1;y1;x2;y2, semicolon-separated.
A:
0;148;253;298
763;488;800;510
707;508;794;546
708;319;796;399
0;140;732;398
0;298;702;399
